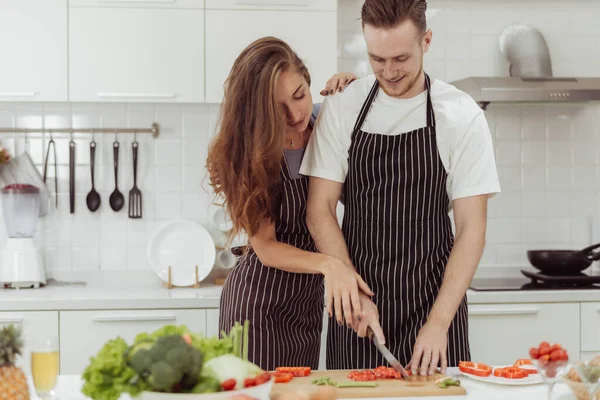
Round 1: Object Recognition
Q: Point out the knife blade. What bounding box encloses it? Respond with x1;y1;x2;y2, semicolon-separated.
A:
367;327;410;379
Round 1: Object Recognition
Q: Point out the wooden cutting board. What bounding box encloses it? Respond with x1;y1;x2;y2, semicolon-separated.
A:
270;370;467;398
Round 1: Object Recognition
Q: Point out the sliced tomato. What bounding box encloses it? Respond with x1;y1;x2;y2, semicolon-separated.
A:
459;361;493;377
275;367;311;377
243;378;257;388
221;379;237;391
514;359;533;366
255;372;272;385
272;372;293;383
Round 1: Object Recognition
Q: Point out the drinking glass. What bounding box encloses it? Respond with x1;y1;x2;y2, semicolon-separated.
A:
535;358;570;400
575;361;600;400
31;336;59;400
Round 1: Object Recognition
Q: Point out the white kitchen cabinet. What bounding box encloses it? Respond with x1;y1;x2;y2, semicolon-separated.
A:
70;0;204;8
206;308;219;337
59;309;206;374
580;302;600;351
205;9;337;103
0;0;68;102
468;303;579;365
205;0;336;11
0;311;59;374
68;6;205;102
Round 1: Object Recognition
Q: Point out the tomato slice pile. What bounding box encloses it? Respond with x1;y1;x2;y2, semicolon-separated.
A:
347;366;412;381
348;369;377;381
459;359;538;380
275;367;311;377
271;372;293;383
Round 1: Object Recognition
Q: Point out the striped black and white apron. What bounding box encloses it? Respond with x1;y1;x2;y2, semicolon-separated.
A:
327;73;470;369
219;155;324;371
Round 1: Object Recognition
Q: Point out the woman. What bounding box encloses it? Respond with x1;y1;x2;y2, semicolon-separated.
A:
206;36;372;370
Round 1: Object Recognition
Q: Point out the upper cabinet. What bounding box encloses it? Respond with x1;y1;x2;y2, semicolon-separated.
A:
205;0;337;103
0;0;68;102
68;1;205;103
1;0;337;103
205;0;336;11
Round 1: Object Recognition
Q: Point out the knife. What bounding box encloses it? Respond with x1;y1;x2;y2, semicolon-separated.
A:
367;327;410;379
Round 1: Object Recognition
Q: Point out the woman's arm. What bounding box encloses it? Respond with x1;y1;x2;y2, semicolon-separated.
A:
249;218;331;274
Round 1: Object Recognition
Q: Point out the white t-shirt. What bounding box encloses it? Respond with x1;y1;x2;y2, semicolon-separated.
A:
299;74;501;205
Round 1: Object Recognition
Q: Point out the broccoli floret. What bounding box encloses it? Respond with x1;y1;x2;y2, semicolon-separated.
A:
125;334;203;392
148;360;184;390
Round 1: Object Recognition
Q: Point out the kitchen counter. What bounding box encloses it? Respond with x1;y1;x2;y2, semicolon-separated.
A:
0;271;222;311
1;268;600;312
33;369;578;400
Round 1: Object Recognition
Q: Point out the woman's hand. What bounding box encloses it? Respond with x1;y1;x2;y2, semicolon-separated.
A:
320;72;358;95
322;258;374;327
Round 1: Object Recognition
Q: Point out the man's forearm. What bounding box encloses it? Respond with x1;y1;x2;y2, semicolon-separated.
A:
307;208;354;269
427;229;485;329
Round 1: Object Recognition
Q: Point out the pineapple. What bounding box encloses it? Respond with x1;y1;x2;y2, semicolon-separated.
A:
0;324;30;400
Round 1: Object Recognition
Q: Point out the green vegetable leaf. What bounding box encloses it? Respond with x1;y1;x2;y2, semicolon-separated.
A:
81;337;150;400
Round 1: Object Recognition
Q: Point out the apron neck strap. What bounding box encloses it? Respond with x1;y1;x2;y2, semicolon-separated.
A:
351;72;435;137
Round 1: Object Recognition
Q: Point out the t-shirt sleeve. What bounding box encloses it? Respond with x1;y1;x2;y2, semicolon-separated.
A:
448;111;501;200
299;96;349;183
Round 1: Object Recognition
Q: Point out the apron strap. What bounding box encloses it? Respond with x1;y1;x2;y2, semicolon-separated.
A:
424;73;436;128
351;79;379;138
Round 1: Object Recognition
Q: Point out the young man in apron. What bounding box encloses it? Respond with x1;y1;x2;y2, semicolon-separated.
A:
300;0;501;376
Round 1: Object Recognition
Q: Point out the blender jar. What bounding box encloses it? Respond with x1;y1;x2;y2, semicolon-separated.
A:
1;184;40;238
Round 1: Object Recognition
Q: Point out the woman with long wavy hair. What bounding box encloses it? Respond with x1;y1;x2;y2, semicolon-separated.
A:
206;36;373;370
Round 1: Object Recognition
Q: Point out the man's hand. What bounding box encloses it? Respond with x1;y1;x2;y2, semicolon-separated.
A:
352;293;385;344
407;321;448;376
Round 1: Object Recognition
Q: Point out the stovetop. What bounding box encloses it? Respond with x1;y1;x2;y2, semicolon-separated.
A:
469;268;600;291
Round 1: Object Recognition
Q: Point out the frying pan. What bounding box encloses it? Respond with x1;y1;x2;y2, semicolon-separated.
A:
527;243;600;274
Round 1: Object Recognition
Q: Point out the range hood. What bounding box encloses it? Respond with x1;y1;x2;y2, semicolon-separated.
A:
451;76;600;110
450;24;600;109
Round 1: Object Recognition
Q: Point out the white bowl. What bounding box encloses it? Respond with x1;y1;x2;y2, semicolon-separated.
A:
135;379;273;400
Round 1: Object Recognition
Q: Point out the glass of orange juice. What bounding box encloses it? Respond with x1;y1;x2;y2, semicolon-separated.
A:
31;336;59;399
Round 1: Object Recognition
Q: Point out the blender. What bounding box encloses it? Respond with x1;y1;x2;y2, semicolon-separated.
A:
0;184;45;288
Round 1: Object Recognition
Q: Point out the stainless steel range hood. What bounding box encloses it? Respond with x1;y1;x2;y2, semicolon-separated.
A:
450;24;600;110
451;76;600;110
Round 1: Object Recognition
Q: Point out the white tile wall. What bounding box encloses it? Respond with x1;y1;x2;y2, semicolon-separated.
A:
1;0;600;273
0;103;220;273
338;0;600;267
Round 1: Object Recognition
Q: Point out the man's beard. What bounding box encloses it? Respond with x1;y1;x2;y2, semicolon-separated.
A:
378;55;424;98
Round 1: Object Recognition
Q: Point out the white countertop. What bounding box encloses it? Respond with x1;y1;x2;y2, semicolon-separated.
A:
35;368;578;400
1;268;599;312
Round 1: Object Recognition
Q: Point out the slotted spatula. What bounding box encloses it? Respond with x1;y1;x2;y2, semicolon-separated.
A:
128;140;142;218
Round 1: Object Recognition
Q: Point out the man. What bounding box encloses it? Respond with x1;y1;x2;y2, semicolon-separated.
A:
300;0;500;376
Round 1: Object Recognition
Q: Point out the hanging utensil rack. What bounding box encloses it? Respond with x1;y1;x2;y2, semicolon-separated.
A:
0;122;160;138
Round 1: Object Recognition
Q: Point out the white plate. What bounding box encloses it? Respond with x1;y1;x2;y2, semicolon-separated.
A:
461;365;543;386
148;220;216;287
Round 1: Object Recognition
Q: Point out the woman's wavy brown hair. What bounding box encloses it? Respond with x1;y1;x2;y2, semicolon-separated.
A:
206;36;311;241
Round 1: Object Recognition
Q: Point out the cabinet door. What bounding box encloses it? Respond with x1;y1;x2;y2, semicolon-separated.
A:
468;303;579;365
205;10;337;103
206;308;220;337
205;0;336;11
69;7;204;102
0;0;67;102
0;312;59;374
581;302;600;351
59;309;206;374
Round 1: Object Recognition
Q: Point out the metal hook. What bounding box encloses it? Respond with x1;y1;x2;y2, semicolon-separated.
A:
91;128;95;143
114;129;118;141
134;130;138;142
